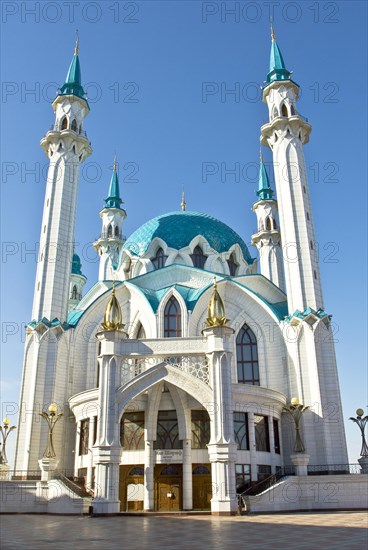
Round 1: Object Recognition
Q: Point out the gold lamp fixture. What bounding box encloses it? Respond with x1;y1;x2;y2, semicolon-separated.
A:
206;277;229;328
101;281;125;332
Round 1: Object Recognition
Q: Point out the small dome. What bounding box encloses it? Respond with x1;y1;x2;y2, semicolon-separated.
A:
123;211;252;262
71;253;83;275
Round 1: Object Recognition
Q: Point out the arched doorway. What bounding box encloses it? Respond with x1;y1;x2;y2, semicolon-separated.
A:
192;464;212;510
155;464;183;511
119;465;144;511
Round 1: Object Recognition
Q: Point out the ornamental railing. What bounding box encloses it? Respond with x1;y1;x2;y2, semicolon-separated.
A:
50;470;92;498
0;470;42;481
121;355;210;386
307;463;361;475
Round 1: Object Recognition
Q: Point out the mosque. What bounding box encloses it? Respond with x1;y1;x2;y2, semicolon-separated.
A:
13;33;349;515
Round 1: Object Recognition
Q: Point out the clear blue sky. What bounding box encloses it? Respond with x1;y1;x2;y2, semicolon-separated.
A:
1;1;367;465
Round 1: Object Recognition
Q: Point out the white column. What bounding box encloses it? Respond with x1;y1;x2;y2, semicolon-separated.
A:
74;420;81;475
93;330;126;514
248;413;258;482
182;438;192;510
204;326;237;515
86;417;95;492
268;416;276;473
144;440;154;511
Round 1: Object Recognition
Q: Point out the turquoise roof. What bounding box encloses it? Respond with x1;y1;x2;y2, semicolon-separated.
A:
257;160;274;200
123;211;253;262
59;47;86;100
264;38;294;87
71;252;85;276
105;166;123;209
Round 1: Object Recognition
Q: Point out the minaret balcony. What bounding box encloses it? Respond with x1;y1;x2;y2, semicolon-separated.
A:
251;227;281;246
261;115;312;145
40;127;92;157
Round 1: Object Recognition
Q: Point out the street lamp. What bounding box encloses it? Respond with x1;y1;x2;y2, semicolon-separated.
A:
349;408;368;457
0;417;16;465
284;397;309;453
39;404;63;459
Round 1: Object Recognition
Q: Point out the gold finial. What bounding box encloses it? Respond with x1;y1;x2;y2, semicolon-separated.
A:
181;189;186;211
206;277;229;328
270;19;276;41
101;281;125;331
75;30;79;55
113;155;117;172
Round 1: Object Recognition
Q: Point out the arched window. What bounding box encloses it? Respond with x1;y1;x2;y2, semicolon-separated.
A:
236;323;259;385
164;297;182;337
281;103;288;117
114;226;119;237
136;322;146;339
273;219;277;230
227;253;238;276
290;104;296;115
265;217;272;231
71;119;77;132
191;245;207;269
71;285;78;300
61;117;68;130
152;247;167;269
107;224;112;238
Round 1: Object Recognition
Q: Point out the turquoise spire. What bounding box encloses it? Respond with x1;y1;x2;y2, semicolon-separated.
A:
104;159;123;209
265;26;292;86
59;35;86;99
257;152;274;200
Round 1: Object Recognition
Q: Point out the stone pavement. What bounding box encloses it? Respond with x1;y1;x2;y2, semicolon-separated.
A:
1;512;367;549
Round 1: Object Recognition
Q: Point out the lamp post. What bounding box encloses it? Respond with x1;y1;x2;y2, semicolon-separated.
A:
39;404;63;459
0;417;16;465
350;408;368;474
284;398;310;476
284;397;309;453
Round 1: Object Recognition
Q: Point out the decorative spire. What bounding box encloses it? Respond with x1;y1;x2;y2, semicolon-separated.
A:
265;29;293;87
104;158;123;209
75;30;79;55
181;189;186;211
206;277;229;328
101;281;125;331
270;19;276;41
257;152;274;200
59;35;85;99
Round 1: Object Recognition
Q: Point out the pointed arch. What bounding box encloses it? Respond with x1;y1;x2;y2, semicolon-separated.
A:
236;323;259;385
61;117;68;130
164;296;182;337
152;247;167;269
107;224;112;238
227;252;239;276
157;287;187;338
71;118;78;132
114;226;120;238
190;245;207;269
281;102;288;117
265;217;272;231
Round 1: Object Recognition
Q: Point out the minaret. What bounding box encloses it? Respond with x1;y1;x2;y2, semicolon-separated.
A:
260;29;323;313
32;38;92;323
251;152;285;292
93;159;127;281
68;252;87;310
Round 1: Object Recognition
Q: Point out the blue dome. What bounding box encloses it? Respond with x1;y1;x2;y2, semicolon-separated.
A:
123;211;252;262
71;253;83;275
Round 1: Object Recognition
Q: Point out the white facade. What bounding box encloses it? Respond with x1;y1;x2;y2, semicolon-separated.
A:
13;38;350;515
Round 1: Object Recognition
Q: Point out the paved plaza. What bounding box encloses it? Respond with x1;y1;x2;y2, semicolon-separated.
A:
1;512;367;549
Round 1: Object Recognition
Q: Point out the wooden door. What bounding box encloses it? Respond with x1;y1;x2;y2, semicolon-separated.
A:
119;465;144;511
155;464;182;511
192;464;212;510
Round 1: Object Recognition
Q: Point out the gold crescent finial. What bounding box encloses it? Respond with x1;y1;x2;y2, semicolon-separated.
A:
75;30;79;55
181;188;186;211
113;155;117;172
